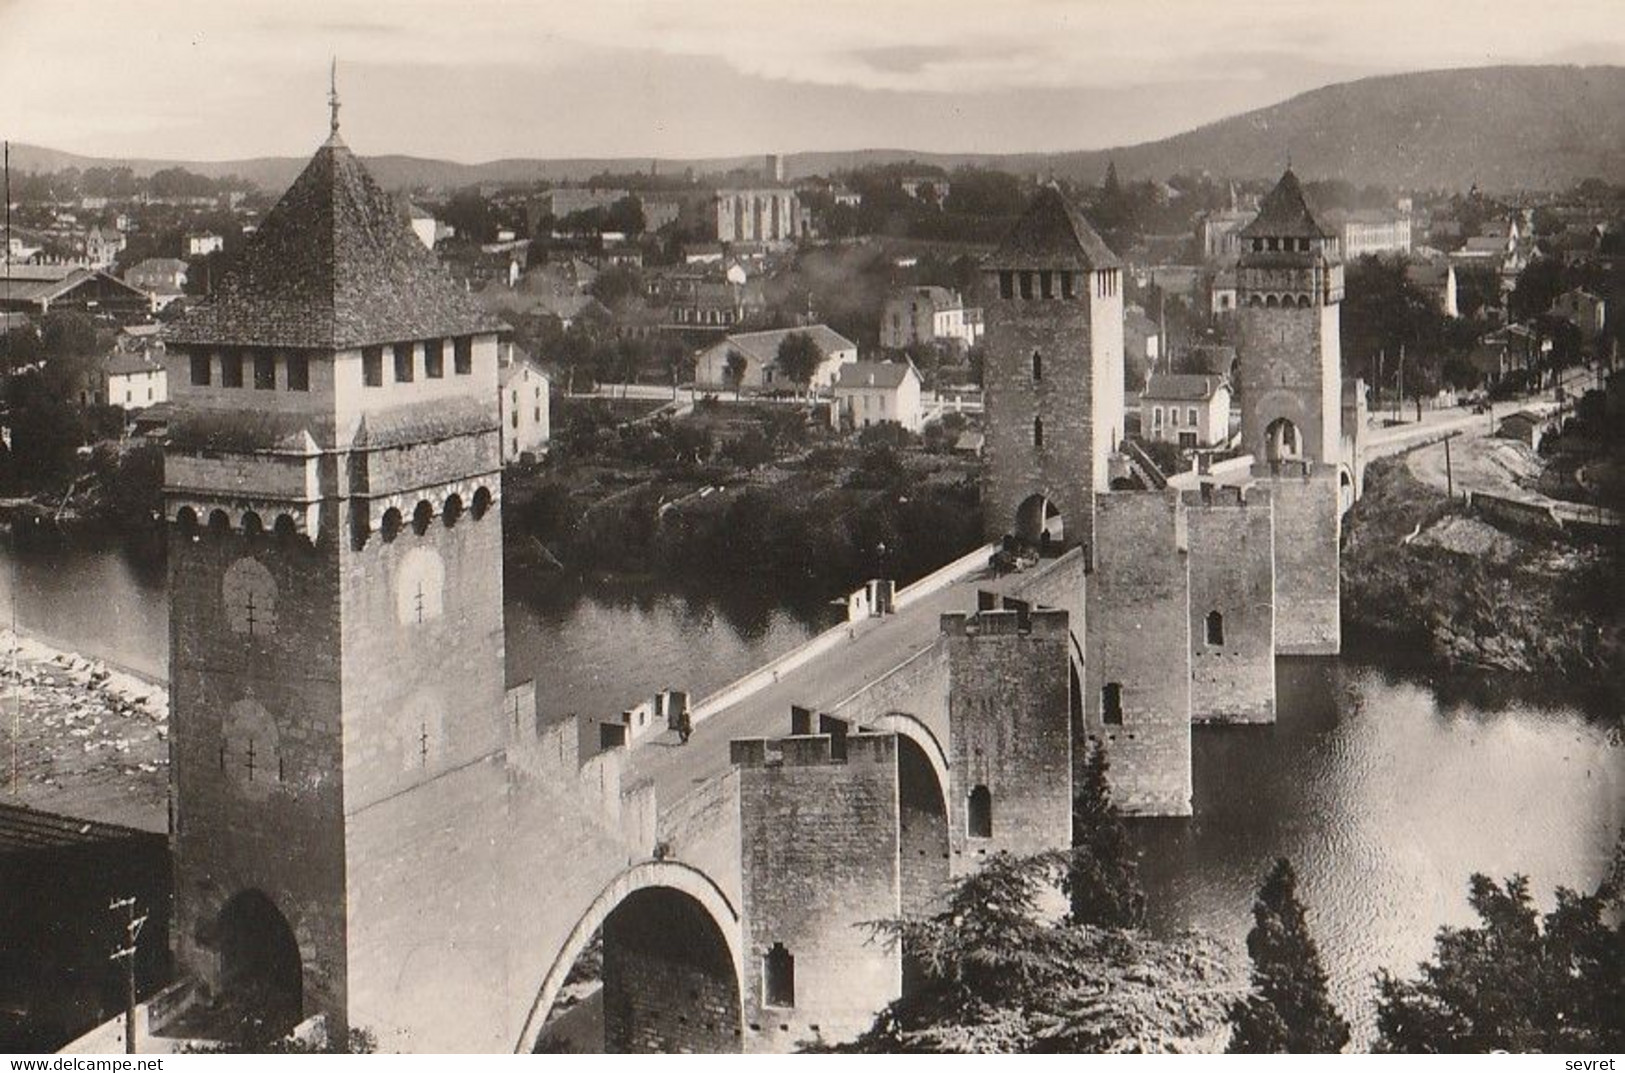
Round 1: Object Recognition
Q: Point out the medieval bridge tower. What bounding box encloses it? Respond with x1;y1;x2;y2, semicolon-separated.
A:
159;124;510;1036
980;186;1125;554
1233;169;1345;654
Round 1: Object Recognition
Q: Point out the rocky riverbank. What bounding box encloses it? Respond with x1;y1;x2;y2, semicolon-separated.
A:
0;628;169;831
1342;459;1622;715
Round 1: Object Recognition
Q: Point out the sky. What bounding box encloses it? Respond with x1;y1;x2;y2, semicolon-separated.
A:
0;0;1621;163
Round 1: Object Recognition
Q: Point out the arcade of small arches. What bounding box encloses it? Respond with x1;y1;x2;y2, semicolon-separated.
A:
1246;292;1316;309
172;502;317;541
368;485;494;545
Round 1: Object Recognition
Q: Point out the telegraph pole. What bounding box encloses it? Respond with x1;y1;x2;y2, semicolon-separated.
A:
109;896;147;1054
1444;434;1455;499
1396;344;1405;423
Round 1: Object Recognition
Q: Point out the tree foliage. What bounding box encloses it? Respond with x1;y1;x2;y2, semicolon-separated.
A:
831;852;1239;1053
1068;738;1146;929
775;331;822;393
1374;858;1624;1053
1227;858;1350;1053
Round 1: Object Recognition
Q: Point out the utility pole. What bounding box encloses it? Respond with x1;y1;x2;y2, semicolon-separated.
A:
1444;434;1454;499
109;896;147;1054
1396;344;1405;423
1376;350;1385;417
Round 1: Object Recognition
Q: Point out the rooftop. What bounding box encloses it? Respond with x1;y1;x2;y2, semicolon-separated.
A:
834;361;917;391
990;186;1120;271
720;324;856;365
1142;373;1227;402
1240;169;1335;240
165;133;505;350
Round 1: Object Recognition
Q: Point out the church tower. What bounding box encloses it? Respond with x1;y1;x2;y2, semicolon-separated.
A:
1234;168;1344;467
1234;169;1345;655
980;186;1124;553
159;119;509;1037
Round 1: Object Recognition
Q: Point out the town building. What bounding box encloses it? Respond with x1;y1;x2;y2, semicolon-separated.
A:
83;226;126;268
405;202;438;249
498;342;550;463
0;263;153;318
1196;207;1253;263
124;257;190;310
831;360;923;432
1122;304;1161;384
1322;208;1413;259
879;286;981;350
1550;287;1607;344
103;350;168;410
694;325;856;393
898;176;949;204
1470;323;1548;385
714;188;804;246
185;232;224;257
1405;259;1459;317
1140;373;1230;448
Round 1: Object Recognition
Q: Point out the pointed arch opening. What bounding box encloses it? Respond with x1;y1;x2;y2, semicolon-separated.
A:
215;889;303;1040
1264;417;1302;463
1014;493;1064;552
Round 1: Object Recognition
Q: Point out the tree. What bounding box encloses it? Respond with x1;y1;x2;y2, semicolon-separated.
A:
724;349;748;394
1067;738;1146;928
775;331;823;397
1374;857;1624;1053
832;851;1240;1053
1227;858;1350;1053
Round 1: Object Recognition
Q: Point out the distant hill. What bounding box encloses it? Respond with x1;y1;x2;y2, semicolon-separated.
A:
9;65;1623;195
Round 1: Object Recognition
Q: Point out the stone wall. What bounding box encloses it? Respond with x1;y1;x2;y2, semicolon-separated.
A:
981;292;1104;551
602;888;741;1053
166;522;350;1030
733;734;901;1053
1185;484;1276;723
1083;491;1193;816
1261;462;1341;655
943;607;1073;866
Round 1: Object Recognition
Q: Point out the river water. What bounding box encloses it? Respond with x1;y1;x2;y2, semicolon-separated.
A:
3;538;1619;1047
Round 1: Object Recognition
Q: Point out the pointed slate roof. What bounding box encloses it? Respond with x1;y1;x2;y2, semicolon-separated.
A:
991;186;1120;270
1240;168;1334;240
165;134;505;349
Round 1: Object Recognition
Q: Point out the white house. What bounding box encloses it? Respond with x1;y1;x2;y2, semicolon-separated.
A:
832;360;924;432
879;286;981;350
186;232;225;257
103;350;169;410
1141;373;1230;449
695;325;857;394
498;342;550;464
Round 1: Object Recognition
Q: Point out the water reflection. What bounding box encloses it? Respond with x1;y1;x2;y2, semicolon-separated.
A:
1133;656;1622;1046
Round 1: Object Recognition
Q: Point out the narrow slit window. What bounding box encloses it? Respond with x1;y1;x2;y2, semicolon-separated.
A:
253;352;276;390
220;350;244;388
286;354;310;392
454;337;474;375
967;785;992;839
1102;683;1124;725
1033;416;1044;447
1206;610;1225;646
394;343;415;383
1032;351;1043;382
424;339;445;379
362;346;384;387
763;943;795;1008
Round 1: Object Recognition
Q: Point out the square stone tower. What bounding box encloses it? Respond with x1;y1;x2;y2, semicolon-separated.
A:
980;187;1124;554
159;129;510;1037
1234;168;1344;468
1233;169;1346;654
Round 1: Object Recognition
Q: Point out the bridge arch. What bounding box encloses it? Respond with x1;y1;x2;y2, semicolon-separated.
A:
515;860;743;1054
864;712;952;922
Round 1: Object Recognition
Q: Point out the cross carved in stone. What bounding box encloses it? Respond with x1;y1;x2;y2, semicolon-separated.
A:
244;738;257;782
419;723;430;766
244;591;259;635
414;581;427;624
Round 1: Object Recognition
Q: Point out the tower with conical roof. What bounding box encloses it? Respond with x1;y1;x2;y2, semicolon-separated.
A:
1234;168;1345;654
1234;167;1344;467
159;111;510;1039
979;185;1124;553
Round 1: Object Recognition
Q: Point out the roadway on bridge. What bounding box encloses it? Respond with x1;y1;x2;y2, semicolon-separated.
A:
622;567;994;812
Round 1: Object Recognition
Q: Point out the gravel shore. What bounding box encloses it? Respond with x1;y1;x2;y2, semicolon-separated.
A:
0;628;169;832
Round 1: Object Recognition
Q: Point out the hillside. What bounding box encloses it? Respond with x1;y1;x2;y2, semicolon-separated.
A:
8;65;1622;194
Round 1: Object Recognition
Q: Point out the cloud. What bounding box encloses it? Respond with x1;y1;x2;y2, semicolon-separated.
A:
0;0;1619;159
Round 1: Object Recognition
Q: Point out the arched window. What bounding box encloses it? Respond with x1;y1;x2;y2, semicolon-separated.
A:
380;507;404;542
1033;416;1044;448
1031;351;1043;382
412;500;434;536
1101;682;1123;725
1206;610;1225;646
1265;294;1280;308
763;943;795;1008
967;785;992;838
1298;294;1312;308
471;487;493;520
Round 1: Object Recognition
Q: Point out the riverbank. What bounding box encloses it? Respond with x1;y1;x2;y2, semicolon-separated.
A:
1342;458;1622;717
0;627;169;832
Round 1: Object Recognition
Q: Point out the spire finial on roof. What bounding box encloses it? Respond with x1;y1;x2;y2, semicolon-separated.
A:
328;57;341;137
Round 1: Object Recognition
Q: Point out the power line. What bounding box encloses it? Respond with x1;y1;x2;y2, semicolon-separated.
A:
109;895;148;1054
